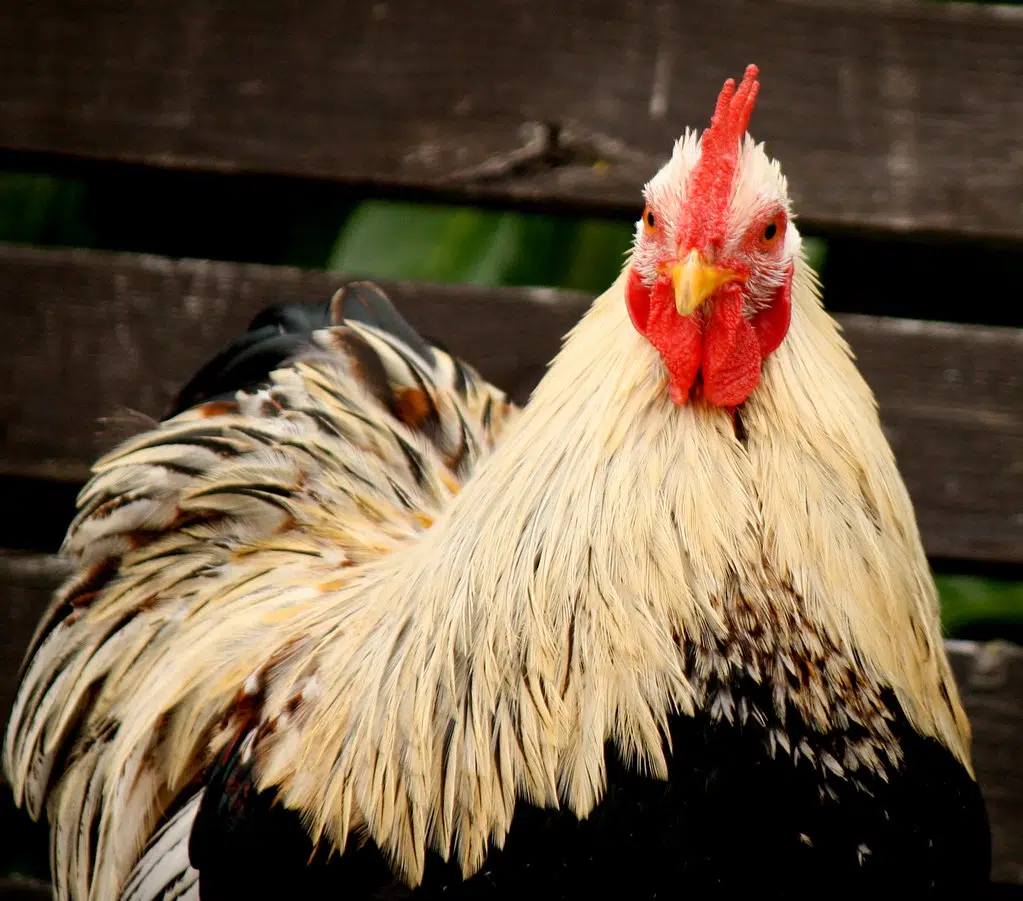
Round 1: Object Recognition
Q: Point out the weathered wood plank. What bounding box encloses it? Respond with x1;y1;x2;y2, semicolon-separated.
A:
1;0;1022;240
948;640;1023;885
1;555;1020;882
0;878;51;901
1;245;1021;564
0;245;587;482
842;316;1023;566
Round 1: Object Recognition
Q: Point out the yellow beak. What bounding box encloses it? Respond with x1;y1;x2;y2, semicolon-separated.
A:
665;250;742;317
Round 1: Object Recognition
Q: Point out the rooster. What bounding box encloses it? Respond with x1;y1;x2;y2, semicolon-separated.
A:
4;65;990;899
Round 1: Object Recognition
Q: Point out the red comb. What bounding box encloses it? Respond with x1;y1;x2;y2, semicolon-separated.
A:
683;64;761;250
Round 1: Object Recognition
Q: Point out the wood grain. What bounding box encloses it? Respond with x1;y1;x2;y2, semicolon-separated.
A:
0;0;1022;240
1;244;1021;564
1;555;1019;882
0;245;586;482
843;316;1023;567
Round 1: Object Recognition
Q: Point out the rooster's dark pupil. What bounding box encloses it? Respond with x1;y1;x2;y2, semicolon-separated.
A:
764;222;777;240
646;211;656;227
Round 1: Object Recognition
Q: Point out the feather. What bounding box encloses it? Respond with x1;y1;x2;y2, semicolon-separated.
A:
121;793;203;901
3;79;983;898
4;298;516;899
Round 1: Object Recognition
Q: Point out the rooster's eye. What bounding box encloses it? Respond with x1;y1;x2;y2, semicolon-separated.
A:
757;213;785;251
643;206;657;232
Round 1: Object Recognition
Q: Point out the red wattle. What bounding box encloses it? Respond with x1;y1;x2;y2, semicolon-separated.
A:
626;270;702;405
702;288;762;408
648;279;702;405
625;267;652;334
751;262;793;356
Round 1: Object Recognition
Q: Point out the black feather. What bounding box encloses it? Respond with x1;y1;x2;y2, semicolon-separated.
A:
332;282;436;367
165;282;438;420
165;304;331;418
190;730;399;899
190;678;990;898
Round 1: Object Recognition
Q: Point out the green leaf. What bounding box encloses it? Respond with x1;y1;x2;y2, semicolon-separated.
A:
559;219;634;294
0;172;93;246
802;235;827;274
327;200;516;284
327;199;636;293
937;575;1023;637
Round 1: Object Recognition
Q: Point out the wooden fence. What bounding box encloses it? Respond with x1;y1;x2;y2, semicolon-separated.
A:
0;0;1021;893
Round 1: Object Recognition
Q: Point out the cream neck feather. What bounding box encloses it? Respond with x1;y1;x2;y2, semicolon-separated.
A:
413;246;967;758
265;246;971;883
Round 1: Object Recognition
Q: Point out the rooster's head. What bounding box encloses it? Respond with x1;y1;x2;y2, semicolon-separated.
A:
626;64;797;408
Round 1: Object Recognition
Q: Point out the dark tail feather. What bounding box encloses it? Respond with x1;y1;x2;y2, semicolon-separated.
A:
165;282;436;420
331;282;436;367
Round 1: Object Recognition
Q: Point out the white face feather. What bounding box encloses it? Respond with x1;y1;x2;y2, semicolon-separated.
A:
631;131;801;315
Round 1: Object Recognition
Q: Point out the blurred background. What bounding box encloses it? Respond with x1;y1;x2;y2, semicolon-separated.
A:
1;0;1022;890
